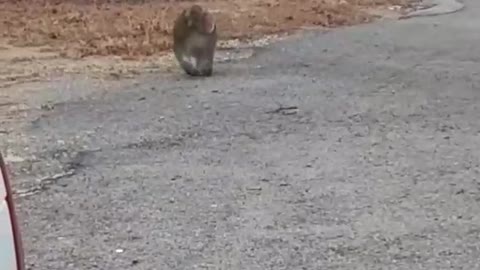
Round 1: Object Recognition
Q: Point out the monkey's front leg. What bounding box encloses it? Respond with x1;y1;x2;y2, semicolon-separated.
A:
180;55;201;76
197;60;213;76
194;51;214;77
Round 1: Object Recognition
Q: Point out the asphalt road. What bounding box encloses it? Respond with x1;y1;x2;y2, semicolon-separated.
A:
5;0;480;269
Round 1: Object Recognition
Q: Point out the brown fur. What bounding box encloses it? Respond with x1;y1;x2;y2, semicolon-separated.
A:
173;5;217;77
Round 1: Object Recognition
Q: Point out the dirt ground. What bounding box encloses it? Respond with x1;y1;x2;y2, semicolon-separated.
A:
0;0;419;86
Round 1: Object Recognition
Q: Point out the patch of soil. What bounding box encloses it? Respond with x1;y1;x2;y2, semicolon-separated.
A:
0;0;416;59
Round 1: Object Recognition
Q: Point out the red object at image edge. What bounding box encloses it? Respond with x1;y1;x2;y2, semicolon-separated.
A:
1;153;25;270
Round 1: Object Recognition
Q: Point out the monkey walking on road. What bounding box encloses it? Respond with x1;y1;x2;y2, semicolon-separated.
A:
173;5;217;77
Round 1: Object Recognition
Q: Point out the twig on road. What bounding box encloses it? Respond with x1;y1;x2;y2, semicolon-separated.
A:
265;105;298;115
14;169;76;198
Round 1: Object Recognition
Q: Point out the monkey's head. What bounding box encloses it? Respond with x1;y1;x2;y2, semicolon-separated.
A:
184;5;216;34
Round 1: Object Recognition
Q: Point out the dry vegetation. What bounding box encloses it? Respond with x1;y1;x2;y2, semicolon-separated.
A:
0;0;415;59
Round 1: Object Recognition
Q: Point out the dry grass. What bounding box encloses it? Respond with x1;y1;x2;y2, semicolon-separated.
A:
0;0;414;59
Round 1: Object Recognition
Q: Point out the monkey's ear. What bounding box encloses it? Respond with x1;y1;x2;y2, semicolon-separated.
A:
204;13;216;34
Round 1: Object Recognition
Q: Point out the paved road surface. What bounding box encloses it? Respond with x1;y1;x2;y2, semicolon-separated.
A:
6;0;480;269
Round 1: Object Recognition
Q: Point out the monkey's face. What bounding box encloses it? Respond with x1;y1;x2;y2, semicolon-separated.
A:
186;6;216;35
